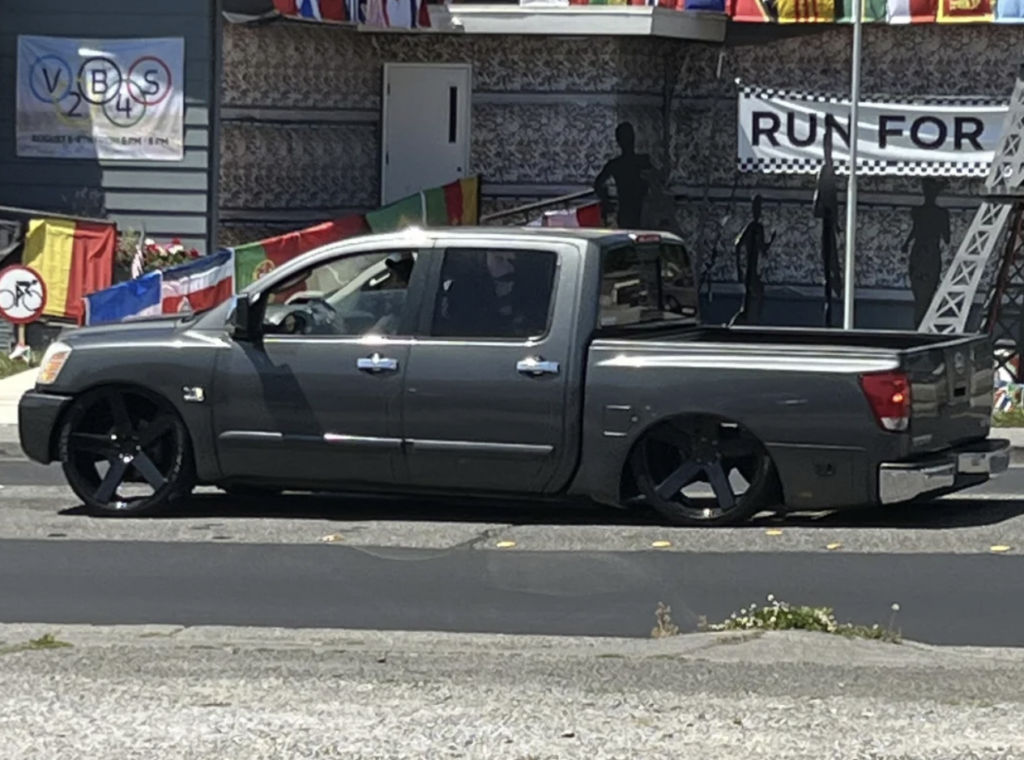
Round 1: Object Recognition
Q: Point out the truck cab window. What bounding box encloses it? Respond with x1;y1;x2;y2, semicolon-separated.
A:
262;250;417;337
599;240;697;327
431;248;557;339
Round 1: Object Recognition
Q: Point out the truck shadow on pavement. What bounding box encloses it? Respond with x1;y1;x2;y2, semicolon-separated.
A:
56;492;1024;530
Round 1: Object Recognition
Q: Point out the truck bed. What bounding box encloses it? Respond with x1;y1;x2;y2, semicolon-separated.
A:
591;322;995;456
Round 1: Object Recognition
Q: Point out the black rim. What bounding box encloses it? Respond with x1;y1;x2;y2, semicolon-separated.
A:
65;389;181;510
633;419;767;521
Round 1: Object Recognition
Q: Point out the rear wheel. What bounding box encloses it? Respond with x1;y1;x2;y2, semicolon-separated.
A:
630;417;779;527
59;387;195;516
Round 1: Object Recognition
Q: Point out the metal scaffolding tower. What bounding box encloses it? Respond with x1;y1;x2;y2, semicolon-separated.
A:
919;64;1024;338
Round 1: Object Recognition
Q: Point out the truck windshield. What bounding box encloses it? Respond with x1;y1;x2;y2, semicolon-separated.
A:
598;239;698;328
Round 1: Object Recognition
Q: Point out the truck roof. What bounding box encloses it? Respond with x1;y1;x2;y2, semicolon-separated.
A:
379;226;685;246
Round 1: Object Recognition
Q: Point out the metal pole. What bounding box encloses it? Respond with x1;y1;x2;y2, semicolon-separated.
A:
843;0;863;330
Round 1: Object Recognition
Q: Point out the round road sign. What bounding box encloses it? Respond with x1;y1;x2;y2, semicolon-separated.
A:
0;265;47;324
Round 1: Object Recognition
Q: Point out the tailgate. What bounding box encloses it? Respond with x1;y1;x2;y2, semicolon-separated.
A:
903;334;994;453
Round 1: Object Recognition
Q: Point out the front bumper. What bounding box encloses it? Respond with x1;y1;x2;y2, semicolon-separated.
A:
18;390;72;464
879;438;1011;505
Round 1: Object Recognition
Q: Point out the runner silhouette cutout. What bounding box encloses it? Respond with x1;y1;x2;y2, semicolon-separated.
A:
902;178;950;328
594;122;654;229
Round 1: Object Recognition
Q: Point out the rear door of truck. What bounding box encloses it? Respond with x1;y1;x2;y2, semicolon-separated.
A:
901;333;994;453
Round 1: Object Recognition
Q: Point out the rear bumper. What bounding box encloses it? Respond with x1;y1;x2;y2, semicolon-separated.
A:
18;390;72;465
878;438;1011;505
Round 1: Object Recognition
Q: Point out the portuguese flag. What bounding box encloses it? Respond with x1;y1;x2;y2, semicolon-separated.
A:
232;214;369;290
366;176;480;233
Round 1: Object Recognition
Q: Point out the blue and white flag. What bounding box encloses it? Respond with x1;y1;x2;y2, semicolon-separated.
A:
83;271;163;326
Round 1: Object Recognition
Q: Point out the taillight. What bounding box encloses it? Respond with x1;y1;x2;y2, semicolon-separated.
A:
859;370;911;432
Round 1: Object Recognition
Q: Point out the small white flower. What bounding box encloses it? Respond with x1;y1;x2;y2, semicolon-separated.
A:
767;593;775;602
891;603;900;612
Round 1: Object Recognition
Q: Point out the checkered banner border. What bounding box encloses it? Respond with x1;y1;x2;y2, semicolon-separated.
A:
739;84;1007;108
737;156;991;177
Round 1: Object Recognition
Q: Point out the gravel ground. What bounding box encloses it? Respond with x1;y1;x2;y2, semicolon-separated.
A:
1;625;1024;759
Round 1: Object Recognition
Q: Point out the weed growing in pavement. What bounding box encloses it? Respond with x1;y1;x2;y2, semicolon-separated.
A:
696;595;902;643
0;632;72;656
651;602;680;638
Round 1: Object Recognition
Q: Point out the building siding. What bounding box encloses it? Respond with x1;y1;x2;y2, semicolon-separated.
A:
0;0;218;253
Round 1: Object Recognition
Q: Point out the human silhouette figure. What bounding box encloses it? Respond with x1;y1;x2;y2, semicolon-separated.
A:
814;129;842;327
902;178;950;328
729;194;775;327
594;122;654;229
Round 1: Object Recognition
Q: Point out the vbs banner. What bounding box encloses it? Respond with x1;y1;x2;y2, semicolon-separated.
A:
738;85;1007;176
16;35;185;161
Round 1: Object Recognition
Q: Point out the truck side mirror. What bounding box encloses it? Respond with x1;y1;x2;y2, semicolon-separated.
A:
230;293;260;342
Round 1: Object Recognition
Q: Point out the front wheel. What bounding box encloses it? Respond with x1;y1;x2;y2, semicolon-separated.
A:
630;417;780;527
58;387;196;516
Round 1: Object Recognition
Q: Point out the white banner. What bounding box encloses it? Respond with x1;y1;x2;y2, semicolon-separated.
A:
738;86;1009;177
16;35;185;161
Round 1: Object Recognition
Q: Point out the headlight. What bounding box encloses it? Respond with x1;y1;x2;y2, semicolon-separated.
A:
36;341;71;386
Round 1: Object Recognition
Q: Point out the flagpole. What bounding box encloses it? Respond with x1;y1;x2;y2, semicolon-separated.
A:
843;0;863;330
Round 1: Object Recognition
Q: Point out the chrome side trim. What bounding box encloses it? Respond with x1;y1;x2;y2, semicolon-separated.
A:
219;431;283;441
406;439;553;457
878;463;956;504
323;433;402;450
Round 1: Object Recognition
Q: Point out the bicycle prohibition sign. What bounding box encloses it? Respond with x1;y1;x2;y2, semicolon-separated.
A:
0;265;47;325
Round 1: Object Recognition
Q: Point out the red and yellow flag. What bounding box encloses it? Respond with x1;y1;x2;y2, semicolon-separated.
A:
775;0;837;21
22;218;116;322
937;0;993;21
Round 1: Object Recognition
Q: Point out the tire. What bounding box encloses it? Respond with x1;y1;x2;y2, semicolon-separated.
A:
222;484;283;498
58;386;196;516
629;417;780;527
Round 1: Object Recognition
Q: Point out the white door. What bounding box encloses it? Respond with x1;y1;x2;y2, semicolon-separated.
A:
381;63;472;205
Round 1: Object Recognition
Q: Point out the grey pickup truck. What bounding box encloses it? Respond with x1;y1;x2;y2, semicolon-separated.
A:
18;226;1010;526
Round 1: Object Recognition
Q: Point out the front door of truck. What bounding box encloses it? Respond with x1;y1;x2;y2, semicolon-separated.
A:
213;247;425;487
400;241;577;494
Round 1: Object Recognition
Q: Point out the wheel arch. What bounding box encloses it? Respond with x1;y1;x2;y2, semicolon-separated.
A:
48;380;214;480
616;411;783;505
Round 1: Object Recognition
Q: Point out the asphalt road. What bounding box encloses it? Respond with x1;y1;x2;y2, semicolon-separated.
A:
4;457;1024;646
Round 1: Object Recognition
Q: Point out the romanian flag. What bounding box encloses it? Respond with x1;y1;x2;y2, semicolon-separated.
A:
937;0;993;20
367;176;480;233
232;214;369;291
21;218;116;322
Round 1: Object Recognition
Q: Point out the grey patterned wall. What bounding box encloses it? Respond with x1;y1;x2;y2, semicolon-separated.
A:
218;21;1024;318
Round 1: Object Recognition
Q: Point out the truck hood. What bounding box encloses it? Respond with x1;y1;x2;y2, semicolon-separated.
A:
59;314;187;347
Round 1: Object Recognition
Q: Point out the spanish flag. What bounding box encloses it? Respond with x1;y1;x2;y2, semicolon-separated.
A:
21;218;117;322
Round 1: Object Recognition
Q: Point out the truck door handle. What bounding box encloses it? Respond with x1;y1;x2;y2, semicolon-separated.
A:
357;353;399;373
517;356;560;377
